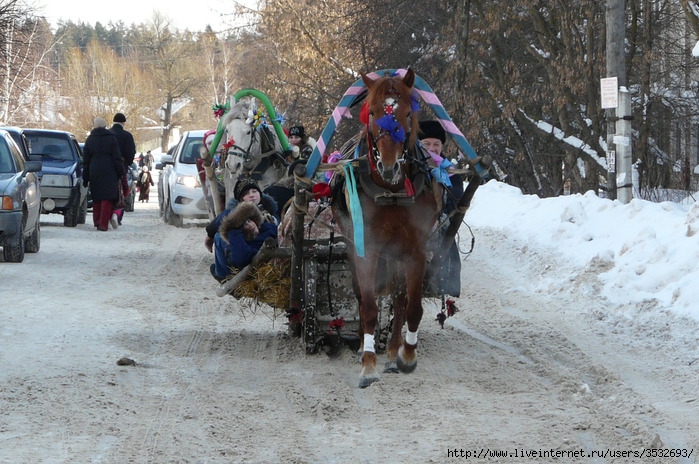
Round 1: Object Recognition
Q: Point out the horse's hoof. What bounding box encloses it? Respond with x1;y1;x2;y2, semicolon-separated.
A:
358;374;380;388
384;361;399;373
396;356;417;373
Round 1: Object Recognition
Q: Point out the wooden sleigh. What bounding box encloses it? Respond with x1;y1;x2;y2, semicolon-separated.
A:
214;69;491;355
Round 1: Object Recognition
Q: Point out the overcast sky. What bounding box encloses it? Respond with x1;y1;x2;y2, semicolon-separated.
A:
35;0;255;32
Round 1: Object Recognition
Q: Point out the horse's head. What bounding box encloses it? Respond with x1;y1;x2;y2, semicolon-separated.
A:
223;100;260;172
361;69;418;185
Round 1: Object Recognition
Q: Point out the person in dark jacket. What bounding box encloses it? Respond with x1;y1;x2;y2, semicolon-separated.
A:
210;201;278;282
83;117;126;231
204;178;278;253
111;112;136;224
419;120;463;297
287;125;315;160
111;112;136;166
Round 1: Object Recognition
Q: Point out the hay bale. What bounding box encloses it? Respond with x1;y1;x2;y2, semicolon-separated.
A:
232;259;290;308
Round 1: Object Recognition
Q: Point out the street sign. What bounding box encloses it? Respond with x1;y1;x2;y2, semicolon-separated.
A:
601;77;618;109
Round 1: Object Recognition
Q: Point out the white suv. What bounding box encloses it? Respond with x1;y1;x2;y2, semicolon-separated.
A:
156;130;210;227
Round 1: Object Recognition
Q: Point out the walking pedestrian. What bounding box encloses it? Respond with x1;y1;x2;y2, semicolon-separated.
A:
111;112;136;225
82;117;127;231
137;166;154;202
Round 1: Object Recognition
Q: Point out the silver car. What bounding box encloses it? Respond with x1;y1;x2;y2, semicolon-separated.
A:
0;130;42;262
157;130;209;227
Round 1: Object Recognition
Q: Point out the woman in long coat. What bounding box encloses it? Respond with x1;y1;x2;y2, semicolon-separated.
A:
83;117;125;231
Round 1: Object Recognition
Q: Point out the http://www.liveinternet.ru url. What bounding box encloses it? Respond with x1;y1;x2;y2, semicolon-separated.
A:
447;447;694;460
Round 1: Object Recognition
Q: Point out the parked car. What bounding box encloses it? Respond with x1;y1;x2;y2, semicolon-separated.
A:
23;129;88;227
156;130;209;227
78;142;92;210
0;129;42;262
0;126;34;162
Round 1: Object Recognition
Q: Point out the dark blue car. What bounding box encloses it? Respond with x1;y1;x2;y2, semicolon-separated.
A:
23;129;88;227
0;130;42;262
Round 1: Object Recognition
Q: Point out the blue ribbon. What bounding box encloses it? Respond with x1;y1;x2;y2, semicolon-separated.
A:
431;158;454;187
344;163;365;258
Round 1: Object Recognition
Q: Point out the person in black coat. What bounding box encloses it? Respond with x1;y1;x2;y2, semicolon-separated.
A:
83;117;126;231
111;113;136;166
419;120;463;297
111;112;136;224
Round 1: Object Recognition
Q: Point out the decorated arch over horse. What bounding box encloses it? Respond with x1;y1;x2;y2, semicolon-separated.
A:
208;88;291;159
305;68;489;180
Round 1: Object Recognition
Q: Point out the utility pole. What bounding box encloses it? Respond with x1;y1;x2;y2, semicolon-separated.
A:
605;0;627;201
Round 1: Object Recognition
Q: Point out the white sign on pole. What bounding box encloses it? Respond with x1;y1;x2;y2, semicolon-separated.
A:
601;77;618;109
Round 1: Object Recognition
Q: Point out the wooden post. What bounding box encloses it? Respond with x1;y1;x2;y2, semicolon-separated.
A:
289;163;312;311
605;0;626;200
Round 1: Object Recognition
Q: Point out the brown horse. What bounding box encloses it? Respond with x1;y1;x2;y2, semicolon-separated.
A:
331;69;443;388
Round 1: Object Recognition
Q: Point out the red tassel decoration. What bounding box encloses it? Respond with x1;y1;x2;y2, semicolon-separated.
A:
404;178;415;197
446;299;459;317
329;317;345;331
360;101;370;125
312;182;332;200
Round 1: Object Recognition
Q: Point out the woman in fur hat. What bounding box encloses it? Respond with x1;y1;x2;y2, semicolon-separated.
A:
210;201;278;282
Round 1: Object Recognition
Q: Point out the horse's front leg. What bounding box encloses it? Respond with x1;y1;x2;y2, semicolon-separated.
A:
397;258;426;373
385;269;406;374
355;258;381;388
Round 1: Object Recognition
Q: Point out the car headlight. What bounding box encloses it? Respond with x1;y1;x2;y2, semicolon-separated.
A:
176;175;199;188
41;174;71;187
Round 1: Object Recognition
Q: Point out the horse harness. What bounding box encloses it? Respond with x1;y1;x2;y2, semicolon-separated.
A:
226;125;287;181
356;156;428;206
352;132;433;206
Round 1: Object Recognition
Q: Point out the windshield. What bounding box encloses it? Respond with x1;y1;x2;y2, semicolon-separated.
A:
178;137;203;165
26;134;74;161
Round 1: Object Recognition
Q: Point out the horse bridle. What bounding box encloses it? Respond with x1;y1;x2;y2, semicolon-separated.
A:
366;94;413;171
226;122;287;179
226;123;259;167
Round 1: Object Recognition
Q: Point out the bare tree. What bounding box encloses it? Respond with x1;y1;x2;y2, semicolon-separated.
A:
134;13;204;151
59;40;152;138
0;4;58;125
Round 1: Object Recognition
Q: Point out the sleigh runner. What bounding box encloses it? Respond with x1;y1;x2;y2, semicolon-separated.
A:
209;70;490;360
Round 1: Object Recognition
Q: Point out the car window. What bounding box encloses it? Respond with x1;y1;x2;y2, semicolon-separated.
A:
179;137;203;164
0;141;12;173
72;139;83;159
8;138;25;171
26;134;74;161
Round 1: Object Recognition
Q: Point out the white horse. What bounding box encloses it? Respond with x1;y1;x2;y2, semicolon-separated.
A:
221;98;287;204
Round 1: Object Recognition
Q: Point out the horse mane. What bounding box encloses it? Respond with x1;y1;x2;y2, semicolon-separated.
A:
222;99;250;125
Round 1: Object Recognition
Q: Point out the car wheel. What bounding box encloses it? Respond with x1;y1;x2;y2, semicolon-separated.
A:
163;196;172;223
77;196;88;224
158;186;165;216
170;210;183;228
63;190;80;227
165;199;183;227
25;221;40;253
3;222;25;263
